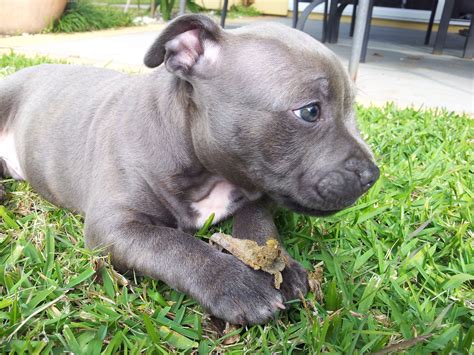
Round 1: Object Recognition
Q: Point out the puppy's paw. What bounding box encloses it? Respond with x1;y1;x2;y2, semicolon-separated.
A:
280;259;309;302
202;254;284;325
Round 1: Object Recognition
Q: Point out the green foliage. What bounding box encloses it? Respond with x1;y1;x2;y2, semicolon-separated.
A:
156;0;205;20
219;4;262;18
159;0;176;21
105;0;142;4
186;0;205;13
230;4;261;17
105;0;204;14
0;53;472;353
47;0;134;33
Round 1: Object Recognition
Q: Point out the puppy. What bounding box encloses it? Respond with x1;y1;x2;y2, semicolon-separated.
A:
0;15;379;324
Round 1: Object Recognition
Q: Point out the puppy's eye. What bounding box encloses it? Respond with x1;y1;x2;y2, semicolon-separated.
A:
293;103;321;122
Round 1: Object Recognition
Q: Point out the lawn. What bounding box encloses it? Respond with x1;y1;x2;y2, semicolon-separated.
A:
0;52;472;353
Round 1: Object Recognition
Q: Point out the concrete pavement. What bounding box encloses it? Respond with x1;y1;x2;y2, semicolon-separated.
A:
0;16;472;114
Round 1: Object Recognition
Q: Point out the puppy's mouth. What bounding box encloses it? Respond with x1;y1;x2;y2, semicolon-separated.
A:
270;193;348;217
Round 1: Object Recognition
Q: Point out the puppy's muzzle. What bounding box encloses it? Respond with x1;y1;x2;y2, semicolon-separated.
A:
313;158;379;211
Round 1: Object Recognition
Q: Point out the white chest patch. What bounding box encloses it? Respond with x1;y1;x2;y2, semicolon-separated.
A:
191;180;235;228
0;132;25;180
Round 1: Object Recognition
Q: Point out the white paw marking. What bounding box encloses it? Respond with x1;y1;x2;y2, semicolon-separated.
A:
0;131;25;180
192;180;235;228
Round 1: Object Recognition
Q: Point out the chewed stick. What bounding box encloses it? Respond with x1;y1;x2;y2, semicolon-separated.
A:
210;233;287;289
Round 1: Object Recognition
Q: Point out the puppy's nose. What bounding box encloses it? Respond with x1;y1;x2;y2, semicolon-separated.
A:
358;164;379;187
344;158;380;189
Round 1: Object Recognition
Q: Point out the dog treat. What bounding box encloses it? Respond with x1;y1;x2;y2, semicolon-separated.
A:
210;233;287;289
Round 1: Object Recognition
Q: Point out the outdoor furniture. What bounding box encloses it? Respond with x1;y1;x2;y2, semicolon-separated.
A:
348;0;371;80
331;0;473;60
326;0;374;62
218;0;371;80
290;0;371;76
221;0;330;40
221;0;229;27
430;0;474;58
292;0;329;41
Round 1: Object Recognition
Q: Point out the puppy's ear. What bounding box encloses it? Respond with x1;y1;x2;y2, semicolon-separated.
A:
144;14;223;76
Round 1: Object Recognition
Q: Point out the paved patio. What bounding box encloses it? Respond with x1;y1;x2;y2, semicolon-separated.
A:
0;15;472;114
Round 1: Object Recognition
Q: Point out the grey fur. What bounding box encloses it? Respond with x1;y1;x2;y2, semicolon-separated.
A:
0;14;378;324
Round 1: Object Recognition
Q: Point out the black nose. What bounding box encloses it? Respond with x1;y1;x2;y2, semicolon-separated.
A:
344;158;380;189
359;164;379;187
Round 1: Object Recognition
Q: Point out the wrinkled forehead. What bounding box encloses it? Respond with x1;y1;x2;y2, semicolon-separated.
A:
219;23;354;110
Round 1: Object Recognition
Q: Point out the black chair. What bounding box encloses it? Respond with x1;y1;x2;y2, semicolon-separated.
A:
331;0;473;61
325;0;374;62
221;0;329;43
292;0;329;42
429;0;474;58
220;0;229;28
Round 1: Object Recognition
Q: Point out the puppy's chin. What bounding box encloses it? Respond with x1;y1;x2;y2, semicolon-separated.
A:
271;194;347;217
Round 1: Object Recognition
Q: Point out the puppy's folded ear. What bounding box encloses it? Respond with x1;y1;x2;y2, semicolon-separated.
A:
144;14;223;77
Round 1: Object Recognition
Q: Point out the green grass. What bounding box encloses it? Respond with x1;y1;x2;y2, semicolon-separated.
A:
0;52;67;77
0;52;473;353
46;0;134;33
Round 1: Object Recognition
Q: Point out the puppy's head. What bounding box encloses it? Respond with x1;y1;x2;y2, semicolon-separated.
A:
145;15;379;216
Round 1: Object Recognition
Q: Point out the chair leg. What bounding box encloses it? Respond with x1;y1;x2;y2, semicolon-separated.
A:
433;0;455;55
462;16;474;58
360;0;374;62
292;0;299;28
330;0;353;43
322;0;329;42
220;0;229;28
296;0;326;34
327;0;339;43
350;0;358;37
425;0;438;45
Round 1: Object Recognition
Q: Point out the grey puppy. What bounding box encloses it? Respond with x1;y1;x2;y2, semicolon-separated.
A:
0;15;379;325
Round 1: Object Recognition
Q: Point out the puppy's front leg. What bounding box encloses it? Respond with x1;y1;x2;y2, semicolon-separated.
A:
84;211;283;325
232;200;309;301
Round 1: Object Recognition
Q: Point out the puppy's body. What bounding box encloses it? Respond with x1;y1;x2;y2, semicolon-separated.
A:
0;15;379;324
1;65;245;229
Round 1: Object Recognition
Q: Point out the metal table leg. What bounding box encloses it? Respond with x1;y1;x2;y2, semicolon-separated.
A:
349;0;370;80
433;0;455;54
178;0;186;16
